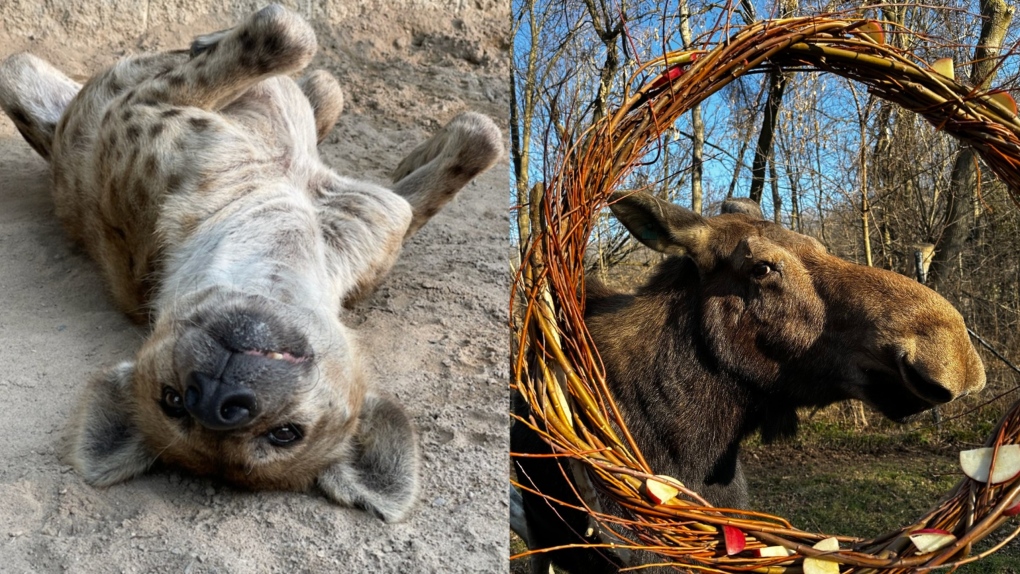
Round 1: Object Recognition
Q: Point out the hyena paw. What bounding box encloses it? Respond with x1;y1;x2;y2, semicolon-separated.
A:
236;4;317;75
300;70;344;143
391;111;503;183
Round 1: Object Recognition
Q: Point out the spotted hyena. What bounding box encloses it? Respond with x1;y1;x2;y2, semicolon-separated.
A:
0;4;501;522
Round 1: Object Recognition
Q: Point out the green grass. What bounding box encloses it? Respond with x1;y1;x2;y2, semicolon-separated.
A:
510;413;1020;572
744;423;1020;573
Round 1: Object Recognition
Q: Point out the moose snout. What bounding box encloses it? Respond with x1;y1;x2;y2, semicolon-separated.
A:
184;371;260;430
896;327;986;406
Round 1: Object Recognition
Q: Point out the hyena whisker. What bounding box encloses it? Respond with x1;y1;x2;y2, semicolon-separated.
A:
147;435;182;471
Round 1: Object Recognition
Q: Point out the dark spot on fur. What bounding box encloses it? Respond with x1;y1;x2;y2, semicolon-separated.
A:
166;172;184;194
166;74;186;88
448;164;482;179
240;50;258;70
108;78;122;93
121;108;134;122
188;117;211;131
124;88;137;101
126;125;141;143
144;155;158;174
160;108;182;119
102;109;114;125
261;31;285;56
149;123;165;138
138;98;160;107
195;59;207;70
239;29;257;53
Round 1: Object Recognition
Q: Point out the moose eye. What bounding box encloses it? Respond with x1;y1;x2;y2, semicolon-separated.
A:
160;387;187;419
267;424;304;447
750;262;775;278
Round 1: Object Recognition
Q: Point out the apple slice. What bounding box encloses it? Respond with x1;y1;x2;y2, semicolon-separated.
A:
723;525;746;555
1004;500;1020;517
959;445;1020;484
803;537;841;574
932;58;955;80
988;90;1018;116
647;65;686;92
645;475;682;505
909;528;957;554
754;545;792;557
854;20;885;44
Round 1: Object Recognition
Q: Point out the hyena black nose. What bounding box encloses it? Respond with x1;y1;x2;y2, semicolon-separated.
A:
184;371;260;430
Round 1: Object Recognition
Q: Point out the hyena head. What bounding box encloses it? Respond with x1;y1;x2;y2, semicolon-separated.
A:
67;291;418;522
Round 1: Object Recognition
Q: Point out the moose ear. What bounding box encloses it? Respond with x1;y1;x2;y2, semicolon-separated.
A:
318;393;420;523
720;197;765;220
65;362;152;486
609;190;709;257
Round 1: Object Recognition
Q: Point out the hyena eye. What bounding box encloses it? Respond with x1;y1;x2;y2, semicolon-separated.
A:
267;424;303;447
160;387;187;419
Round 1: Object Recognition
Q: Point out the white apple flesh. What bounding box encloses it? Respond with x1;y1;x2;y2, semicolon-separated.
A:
803;537;841;574
754;545;792;557
931;58;955;80
959;445;1020;484
909;529;957;554
645;475;682;505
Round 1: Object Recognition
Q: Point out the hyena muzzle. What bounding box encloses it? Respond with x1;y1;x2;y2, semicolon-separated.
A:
0;4;502;522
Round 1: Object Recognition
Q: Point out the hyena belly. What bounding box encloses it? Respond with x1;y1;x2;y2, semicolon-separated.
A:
50;55;316;322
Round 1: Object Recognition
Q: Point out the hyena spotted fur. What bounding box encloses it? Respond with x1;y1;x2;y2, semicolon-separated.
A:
0;4;502;523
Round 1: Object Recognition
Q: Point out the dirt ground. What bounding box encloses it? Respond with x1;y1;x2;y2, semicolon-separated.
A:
0;2;509;573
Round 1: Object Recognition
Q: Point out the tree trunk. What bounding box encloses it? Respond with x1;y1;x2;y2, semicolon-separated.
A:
930;0;1014;288
748;0;796;203
749;70;787;203
679;0;704;214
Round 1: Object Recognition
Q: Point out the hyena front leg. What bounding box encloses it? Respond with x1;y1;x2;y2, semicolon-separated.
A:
0;53;81;160
314;173;413;305
299;70;344;144
130;4;316;112
390;112;503;237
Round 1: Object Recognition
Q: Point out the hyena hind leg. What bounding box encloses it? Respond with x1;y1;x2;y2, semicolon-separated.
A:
299;70;344;144
132;4;317;112
390;112;503;238
0;53;81;160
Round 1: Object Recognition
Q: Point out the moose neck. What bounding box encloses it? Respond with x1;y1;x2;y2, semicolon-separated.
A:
154;187;335;319
585;257;792;504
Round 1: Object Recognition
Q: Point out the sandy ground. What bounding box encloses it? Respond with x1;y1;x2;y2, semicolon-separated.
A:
0;2;509;573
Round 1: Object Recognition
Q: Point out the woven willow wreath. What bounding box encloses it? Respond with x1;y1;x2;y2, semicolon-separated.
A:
512;16;1020;572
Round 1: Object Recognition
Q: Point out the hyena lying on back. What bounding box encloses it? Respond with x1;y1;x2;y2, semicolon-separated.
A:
0;4;501;522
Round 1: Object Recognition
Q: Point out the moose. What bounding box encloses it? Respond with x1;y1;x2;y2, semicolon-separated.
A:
511;190;986;572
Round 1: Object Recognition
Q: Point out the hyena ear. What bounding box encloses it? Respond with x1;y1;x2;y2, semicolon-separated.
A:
65;362;152;486
318;393;420;523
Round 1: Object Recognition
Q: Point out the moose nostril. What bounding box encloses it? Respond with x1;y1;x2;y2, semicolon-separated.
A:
898;358;954;405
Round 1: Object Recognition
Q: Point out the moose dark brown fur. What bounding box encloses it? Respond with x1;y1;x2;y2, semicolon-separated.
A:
511;190;986;573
